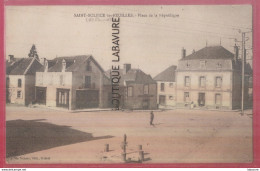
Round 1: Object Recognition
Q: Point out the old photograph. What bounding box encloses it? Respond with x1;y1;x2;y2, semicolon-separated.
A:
5;5;253;164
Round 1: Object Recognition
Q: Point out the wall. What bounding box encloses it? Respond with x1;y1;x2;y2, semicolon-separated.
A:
36;72;72;109
124;83;157;110
71;59;105;110
36;59;111;110
232;70;242;109
6;75;25;105
156;81;176;108
24;75;35;105
176;71;233;109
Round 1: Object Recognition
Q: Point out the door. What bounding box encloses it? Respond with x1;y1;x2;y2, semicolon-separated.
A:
159;95;166;105
35;87;46;105
56;89;70;109
215;93;221;106
198;93;205;106
142;97;150;109
76;90;99;109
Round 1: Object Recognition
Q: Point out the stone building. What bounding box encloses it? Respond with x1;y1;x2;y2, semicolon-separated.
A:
175;45;246;110
154;65;177;109
35;55;111;110
6;55;43;105
106;64;157;110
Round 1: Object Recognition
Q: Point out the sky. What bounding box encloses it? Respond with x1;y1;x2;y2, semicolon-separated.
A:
5;5;252;77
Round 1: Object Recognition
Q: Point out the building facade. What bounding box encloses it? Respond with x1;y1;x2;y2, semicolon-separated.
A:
35;55;111;110
176;45;245;110
154;65;177;109
106;64;157;110
6;55;43;105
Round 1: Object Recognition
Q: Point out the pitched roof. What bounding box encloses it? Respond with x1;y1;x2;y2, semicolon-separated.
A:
106;68;156;85
45;55;89;72
40;55;105;73
181;46;234;60
153;65;177;82
6;57;41;75
6;58;23;74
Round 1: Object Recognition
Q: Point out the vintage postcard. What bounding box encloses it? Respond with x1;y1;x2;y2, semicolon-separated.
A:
3;4;255;166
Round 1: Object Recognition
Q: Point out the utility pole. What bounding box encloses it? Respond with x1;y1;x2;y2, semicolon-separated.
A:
241;32;245;114
240;29;252;115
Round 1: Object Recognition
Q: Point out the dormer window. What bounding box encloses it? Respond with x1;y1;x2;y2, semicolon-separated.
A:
200;61;206;69
62;59;66;72
217;62;222;69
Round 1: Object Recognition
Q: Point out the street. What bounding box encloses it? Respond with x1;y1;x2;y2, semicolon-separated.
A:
5;105;253;164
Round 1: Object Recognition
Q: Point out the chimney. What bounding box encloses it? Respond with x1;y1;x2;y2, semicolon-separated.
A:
44;58;48;72
62;59;66;72
182;48;186;59
234;44;239;62
8;55;14;62
123;64;131;74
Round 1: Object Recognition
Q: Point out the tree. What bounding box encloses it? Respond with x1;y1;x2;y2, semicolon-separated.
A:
28;44;39;60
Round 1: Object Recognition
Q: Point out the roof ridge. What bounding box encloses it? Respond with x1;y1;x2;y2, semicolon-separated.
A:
23;58;35;75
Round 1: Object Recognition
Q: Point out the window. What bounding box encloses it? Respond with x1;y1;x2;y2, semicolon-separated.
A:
18;79;22;87
215;93;221;105
86;61;92;71
200;61;206;69
184;92;190;102
199;76;206;87
169;96;173;100
144;84;149;94
217;62;222;69
17;91;21;98
186;62;190;69
59;91;67;105
85;76;91;88
160;83;165;91
215;77;222;88
185;76;190;87
169;83;174;88
127;86;133;97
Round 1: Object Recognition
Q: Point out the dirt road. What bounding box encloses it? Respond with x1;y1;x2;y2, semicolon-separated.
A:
5;106;253;164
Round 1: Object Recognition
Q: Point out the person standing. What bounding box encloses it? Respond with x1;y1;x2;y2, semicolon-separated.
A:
150;111;154;126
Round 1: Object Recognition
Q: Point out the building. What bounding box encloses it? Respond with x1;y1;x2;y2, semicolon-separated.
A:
106;64;157;110
35;55;111;110
175;45;246;110
154;65;177;109
6;55;43;105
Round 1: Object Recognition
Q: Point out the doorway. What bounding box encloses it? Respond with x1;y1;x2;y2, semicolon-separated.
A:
56;89;70;109
35;87;46;105
76;90;99;109
198;93;205;106
159;95;166;105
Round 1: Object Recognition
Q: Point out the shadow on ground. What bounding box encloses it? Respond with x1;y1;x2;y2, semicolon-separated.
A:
6;119;113;158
